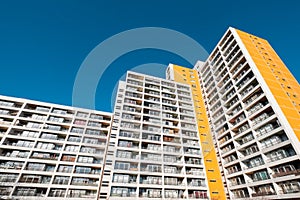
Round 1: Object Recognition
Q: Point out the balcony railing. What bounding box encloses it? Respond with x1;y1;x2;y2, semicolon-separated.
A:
273;169;300;178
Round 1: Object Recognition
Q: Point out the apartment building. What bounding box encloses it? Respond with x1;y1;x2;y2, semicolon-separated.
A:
0;27;299;200
107;71;209;199
0;95;113;199
193;27;300;199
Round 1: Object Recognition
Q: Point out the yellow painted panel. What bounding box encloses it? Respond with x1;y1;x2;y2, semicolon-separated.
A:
171;65;227;200
235;28;300;142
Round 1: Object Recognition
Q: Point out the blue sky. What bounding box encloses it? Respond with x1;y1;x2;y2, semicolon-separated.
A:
0;0;299;112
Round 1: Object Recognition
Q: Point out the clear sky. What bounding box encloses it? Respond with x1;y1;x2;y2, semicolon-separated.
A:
0;0;299;112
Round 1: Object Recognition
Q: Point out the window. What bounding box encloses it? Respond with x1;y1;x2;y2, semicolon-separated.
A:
68;136;81;142
52;109;67;115
77;156;94;163
58;165;73;173
71;127;84;134
65;145;79;152
76;112;88;118
53;176;69;184
88;121;101;127
75;166;100;174
115;162;130;170
90;114;103;120
49;116;64;123
74;119;86;125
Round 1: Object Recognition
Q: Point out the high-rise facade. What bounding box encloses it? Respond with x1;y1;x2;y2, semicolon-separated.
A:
107;71;209;199
0;27;299;200
167;64;228;200
192;27;300;199
0;95;113;199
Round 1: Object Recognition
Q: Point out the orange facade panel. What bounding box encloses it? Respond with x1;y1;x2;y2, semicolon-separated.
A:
171;64;227;200
235;29;300;142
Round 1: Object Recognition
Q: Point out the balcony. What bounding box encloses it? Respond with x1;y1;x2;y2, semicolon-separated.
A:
164;190;183;198
140;189;162;198
121;123;140;130
185;158;202;165
127;86;143;93
224;41;238;57
243;145;259;156
185;148;201;156
140;176;162;185
126;92;143;100
67;190;97;198
273;166;300;178
188;179;206;187
19;175;51;184
225;97;239;111
119;131;139;139
0;109;18;117
252;111;274;126
163;146;181;154
236;72;253;90
233;189;249;199
30;152;55;161
260;134;287;150
142;143;161;152
188;191;208;199
71;178;99;186
111;187;136;198
279;181;300;194
141;165;162;173
251;170;270;182
0;174;18;183
227;105;242;118
224;154;238;165
252;190;276;197
255;121;281;138
141;153;161;162
241;83;260;100
0;161;23;170
14;187;47;197
228;53;243;69
229;177;245;186
118;140;139;149
186;168;205;176
221;143;234;154
163;136;180;144
231;61;247;77
0;118;13;126
26;163;55;172
227;165;242;175
239;133;254;145
244;91;264;107
244;156;265;170
183;140;199;147
249;104;270;119
142;133;160;142
182;131;197;138
127;79;143;86
49;189;66;197
223;89;236;102
266;148;296;163
0;100;22;108
164;166;182;174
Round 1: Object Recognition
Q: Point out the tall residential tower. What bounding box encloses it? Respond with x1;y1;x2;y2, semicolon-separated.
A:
107;71;209;199
193;27;300;199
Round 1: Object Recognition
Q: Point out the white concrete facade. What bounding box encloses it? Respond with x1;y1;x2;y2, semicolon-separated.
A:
107;71;209;199
0;95;113;199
